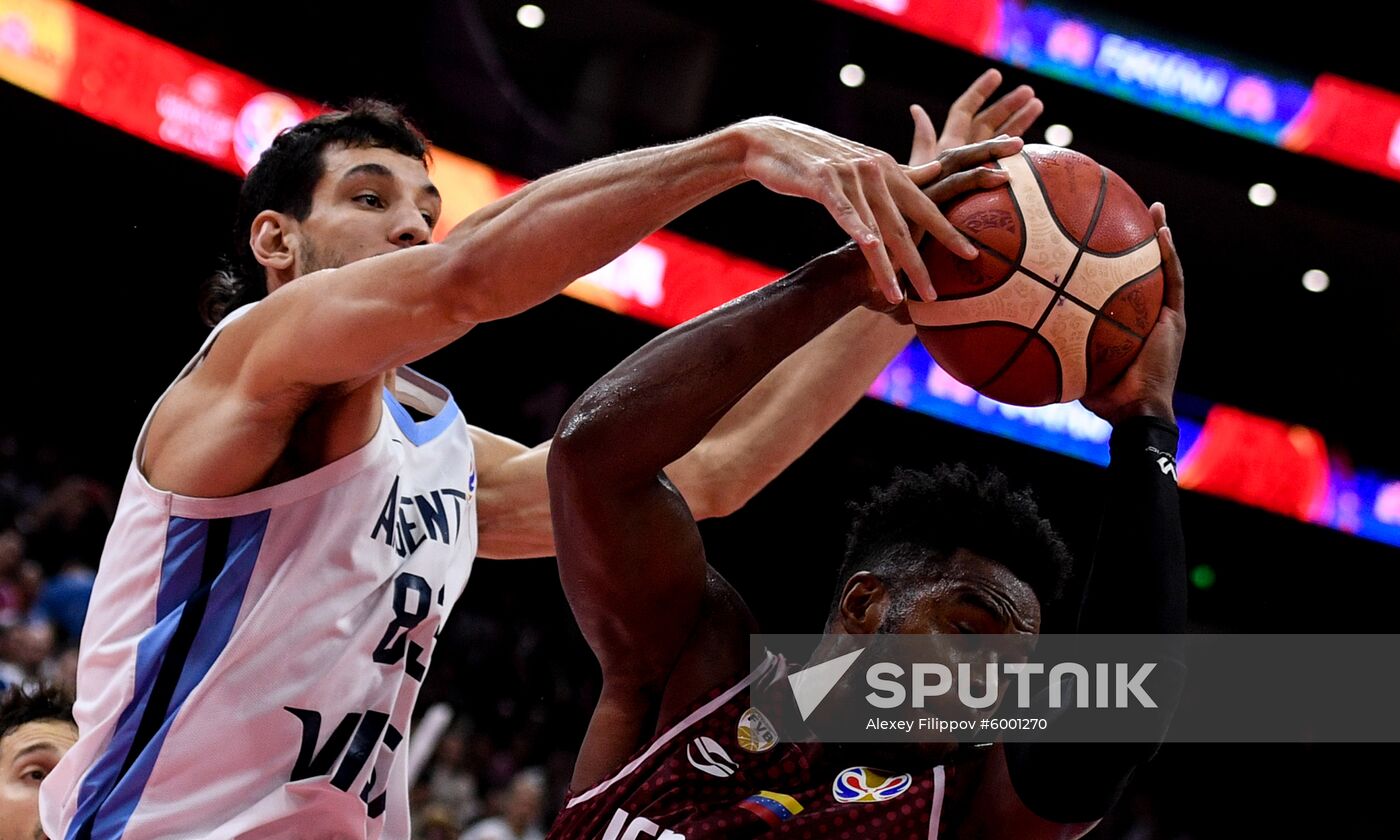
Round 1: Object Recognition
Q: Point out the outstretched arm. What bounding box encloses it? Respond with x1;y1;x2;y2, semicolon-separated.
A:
549;138;1024;788
673;69;1045;518
229;100;1045;403
478;74;1043;557
470;305;916;559
550;246;877;789
153;115;969;498
209;119;948;398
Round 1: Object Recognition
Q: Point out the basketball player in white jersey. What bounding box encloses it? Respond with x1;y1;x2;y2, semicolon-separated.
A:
39;72;1041;839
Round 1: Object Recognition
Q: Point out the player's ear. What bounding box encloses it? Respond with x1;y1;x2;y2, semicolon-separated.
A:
250;210;298;289
837;572;891;634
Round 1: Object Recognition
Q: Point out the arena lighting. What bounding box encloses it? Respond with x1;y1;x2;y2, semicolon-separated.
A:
7;0;1400;549
1248;183;1277;207
1302;269;1330;293
516;4;544;29
816;0;1400;183
839;63;866;88
1044;123;1072;146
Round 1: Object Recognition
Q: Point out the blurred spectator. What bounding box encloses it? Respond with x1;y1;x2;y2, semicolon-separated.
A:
31;560;95;645
14;563;43;615
14;477;112;573
427;728;482;829
52;648;79;700
0;434;44;527
414;802;462;840
460;768;546;840
0;684;76;840
0;531;27;625
0;622;55;693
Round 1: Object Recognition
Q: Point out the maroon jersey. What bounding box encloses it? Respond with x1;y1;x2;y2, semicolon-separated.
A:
549;656;968;840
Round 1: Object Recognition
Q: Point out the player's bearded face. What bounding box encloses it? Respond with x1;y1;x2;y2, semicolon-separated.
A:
297;238;328;274
296;238;352;276
293;146;440;278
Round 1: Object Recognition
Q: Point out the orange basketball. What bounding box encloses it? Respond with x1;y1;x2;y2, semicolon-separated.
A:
910;144;1163;407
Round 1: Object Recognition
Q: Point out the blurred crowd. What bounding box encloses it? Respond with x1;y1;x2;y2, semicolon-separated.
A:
0;427;586;839
0;432;106;700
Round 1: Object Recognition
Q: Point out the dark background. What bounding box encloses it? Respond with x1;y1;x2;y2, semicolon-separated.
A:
4;1;1399;836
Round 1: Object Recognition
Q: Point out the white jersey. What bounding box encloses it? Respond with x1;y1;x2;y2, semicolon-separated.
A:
41;306;478;840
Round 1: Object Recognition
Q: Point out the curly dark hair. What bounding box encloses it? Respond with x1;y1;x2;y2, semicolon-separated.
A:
831;465;1073;624
0;684;74;738
199;99;431;326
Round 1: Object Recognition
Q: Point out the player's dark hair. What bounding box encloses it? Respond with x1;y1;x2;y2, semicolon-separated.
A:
199;99;431;326
0;684;74;739
832;465;1071;623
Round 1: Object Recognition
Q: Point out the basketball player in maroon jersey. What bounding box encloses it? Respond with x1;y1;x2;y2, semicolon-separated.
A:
545;152;1187;839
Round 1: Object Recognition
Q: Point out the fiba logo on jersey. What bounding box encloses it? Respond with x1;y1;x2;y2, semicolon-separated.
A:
832;767;913;803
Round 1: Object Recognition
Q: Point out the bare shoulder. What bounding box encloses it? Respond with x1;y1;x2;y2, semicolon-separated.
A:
654;568;758;729
570;568;757;792
141;313;382;499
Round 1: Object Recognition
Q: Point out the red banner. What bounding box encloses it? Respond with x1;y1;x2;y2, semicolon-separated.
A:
0;0;321;173
1180;406;1330;522
0;0;778;323
1282;74;1400;180
817;0;1003;55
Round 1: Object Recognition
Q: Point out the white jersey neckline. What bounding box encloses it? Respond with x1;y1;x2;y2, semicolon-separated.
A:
129;303;453;520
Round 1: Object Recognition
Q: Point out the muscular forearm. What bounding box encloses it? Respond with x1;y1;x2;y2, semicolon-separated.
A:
476;301;910;558
554;246;870;488
441;127;748;323
668;303;914;518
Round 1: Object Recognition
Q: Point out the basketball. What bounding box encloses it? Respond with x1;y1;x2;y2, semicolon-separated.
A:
909;144;1163;407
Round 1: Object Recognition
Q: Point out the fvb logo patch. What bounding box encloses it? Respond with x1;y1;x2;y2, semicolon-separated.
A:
737;707;778;754
831;767;912;804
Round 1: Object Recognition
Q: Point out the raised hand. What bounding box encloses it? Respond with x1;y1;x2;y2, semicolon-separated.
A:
899;69;1043;304
909;68;1044;168
739;116;997;306
1082;203;1185;426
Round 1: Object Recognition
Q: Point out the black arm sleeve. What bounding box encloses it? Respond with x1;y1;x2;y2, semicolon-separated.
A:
1004;416;1188;823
